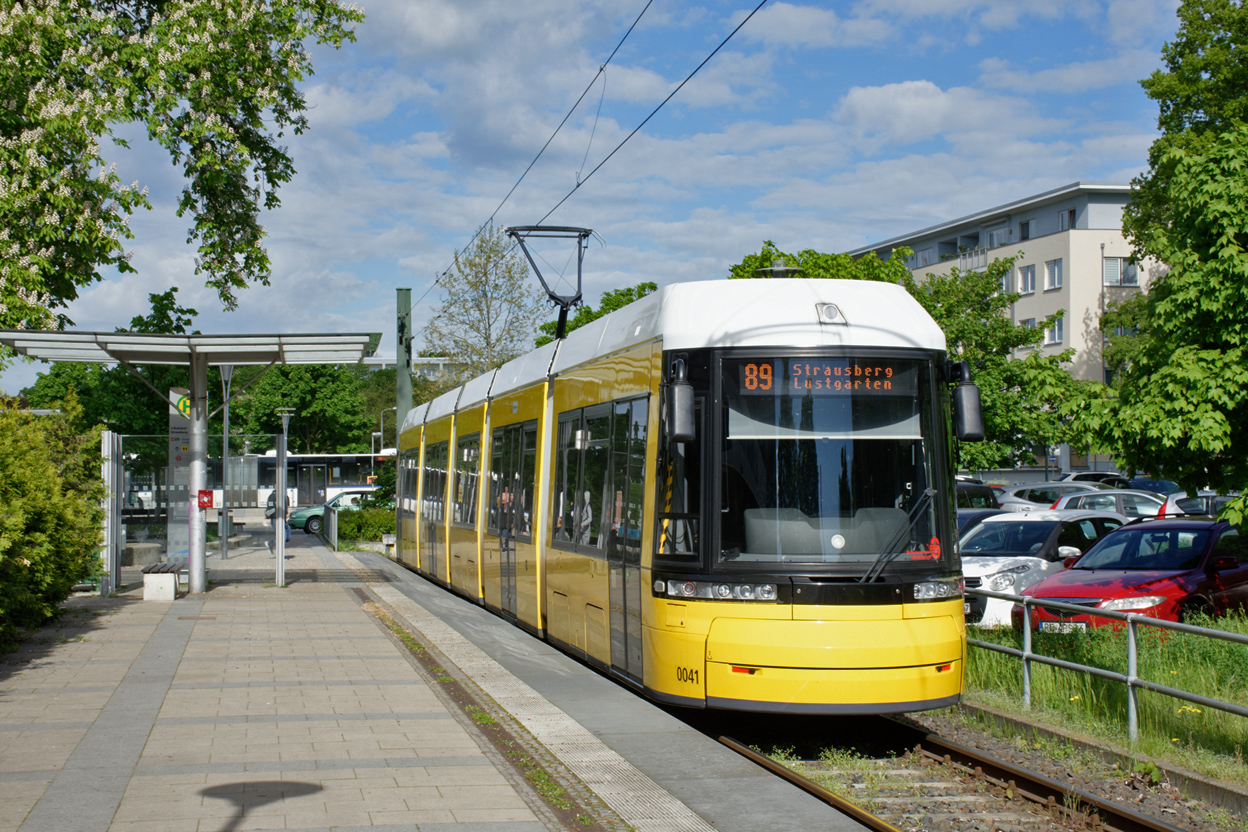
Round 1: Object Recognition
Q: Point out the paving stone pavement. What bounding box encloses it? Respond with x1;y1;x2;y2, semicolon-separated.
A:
0;532;564;832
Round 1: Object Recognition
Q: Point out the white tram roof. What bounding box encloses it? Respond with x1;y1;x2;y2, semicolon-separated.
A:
399;401;430;434
550;277;944;375
403;279;946;428
425;387;462;422
458;369;498;410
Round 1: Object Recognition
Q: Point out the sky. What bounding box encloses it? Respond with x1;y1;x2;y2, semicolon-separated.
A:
1;0;1182;395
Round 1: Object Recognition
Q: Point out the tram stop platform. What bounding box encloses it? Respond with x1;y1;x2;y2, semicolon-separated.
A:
0;532;868;832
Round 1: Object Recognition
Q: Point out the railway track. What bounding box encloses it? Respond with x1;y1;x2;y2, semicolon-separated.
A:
708;717;1197;832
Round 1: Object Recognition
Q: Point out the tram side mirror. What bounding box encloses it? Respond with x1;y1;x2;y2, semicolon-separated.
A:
947;360;984;442
667;359;696;443
953;383;985;442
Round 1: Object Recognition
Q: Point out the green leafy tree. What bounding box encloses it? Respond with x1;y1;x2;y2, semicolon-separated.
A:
728;240;913;283
423;223;545;377
1081;125;1248;521
0;0;364;360
0;392;104;646
728;243;1087;472
1124;0;1248;262
535;282;658;347
237;364;372;453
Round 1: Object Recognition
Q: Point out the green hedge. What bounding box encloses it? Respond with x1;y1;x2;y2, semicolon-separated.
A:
0;395;104;647
337;507;395;542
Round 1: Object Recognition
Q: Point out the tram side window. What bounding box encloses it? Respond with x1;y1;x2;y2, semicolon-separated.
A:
657;399;702;563
423;442;448;525
520;423;538;538
488;421;538;542
453;434;480;528
554;397;649;554
554;413;583;543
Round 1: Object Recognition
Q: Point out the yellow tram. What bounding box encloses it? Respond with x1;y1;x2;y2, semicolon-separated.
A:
396;278;983;713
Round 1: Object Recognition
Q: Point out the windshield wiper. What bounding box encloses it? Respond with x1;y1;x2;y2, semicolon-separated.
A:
860;488;937;584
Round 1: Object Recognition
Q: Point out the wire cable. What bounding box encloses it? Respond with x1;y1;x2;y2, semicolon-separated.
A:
535;0;769;226
447;0;656;269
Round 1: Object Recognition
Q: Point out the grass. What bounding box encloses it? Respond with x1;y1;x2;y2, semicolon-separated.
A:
966;611;1248;786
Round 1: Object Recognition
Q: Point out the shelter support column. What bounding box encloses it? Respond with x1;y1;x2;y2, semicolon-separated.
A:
189;351;209;594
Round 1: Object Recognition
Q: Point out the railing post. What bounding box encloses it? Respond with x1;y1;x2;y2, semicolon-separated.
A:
1022;601;1033;711
1127;617;1139;746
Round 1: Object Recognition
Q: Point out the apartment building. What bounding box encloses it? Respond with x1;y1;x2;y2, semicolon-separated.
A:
849;182;1161;475
848;182;1159;385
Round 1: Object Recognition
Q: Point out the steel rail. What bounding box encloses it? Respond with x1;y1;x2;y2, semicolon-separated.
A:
719;721;1192;832
904;723;1190;832
715;735;902;832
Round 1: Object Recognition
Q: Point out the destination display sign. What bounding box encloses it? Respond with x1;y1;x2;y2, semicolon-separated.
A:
735;358;917;396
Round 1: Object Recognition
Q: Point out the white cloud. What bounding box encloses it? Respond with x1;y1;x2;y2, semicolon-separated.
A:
978;50;1161;94
834;80;1055;150
736;2;894;48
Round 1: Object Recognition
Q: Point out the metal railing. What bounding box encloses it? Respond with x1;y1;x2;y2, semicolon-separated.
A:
966;588;1248;744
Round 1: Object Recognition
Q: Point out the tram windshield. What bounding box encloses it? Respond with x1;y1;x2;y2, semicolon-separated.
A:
719;355;939;570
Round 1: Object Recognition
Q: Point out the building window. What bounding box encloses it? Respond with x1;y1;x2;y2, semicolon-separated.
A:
1045;316;1064;345
987;228;1009;248
1059;208;1076;230
1018;264;1035;294
1045;258;1063;289
1019;219;1036;240
909;247;934;269
1102;257;1138;286
1020;317;1036;330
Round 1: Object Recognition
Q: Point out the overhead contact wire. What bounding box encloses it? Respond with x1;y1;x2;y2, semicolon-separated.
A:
536;0;770;225
446;0;657;272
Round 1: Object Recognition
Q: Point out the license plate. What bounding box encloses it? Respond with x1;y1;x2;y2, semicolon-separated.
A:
1039;621;1086;633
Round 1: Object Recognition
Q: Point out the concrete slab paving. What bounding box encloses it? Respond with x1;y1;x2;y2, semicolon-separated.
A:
1;530;872;832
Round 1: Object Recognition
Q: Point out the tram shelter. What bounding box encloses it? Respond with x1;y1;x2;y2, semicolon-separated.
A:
0;330;375;593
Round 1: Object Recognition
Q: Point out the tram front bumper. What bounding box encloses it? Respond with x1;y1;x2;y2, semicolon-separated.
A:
703;615;964;712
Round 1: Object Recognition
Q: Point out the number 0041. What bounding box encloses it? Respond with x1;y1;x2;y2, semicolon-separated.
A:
676;666;699;684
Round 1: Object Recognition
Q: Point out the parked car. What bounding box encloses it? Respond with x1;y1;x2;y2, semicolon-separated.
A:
959;510;1126;626
1156;491;1239;518
1015;517;1248;629
957;507;1006;537
1051;489;1164;519
289;490;375;535
957;481;1000;509
1127;477;1181;495
996;481;1111;513
1060;471;1132;488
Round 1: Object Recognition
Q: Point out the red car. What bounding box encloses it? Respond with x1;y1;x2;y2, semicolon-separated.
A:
1014;517;1248;630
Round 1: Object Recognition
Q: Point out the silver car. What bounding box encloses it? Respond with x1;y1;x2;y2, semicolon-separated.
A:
996;481;1111;513
960;510;1126;626
1052;489;1164;519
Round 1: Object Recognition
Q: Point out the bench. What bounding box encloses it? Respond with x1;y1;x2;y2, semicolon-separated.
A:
141;562;185;600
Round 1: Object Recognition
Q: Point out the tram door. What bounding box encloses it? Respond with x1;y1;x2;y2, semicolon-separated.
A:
608;398;647;680
298;464;327;507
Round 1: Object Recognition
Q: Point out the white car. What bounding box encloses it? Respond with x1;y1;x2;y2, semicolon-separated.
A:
959;510;1126;626
995;481;1110;513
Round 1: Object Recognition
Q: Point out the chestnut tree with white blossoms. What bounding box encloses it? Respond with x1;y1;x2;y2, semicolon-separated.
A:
0;0;363;347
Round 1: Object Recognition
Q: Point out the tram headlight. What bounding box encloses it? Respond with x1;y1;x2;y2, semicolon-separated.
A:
913;577;963;601
658;579;780;602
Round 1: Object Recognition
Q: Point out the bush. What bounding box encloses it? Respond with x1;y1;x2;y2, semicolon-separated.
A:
0;394;104;646
336;507;395;541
